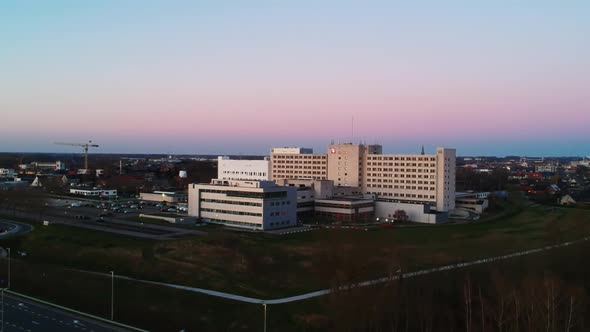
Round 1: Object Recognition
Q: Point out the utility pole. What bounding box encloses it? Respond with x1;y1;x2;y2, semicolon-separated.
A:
263;303;267;332
110;271;114;320
7;248;10;290
1;288;4;332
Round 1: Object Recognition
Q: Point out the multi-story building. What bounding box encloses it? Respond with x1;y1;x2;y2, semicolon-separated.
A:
188;179;297;230
271;147;328;180
217;156;270;181
20;161;66;171
270;143;456;223
364;148;456;213
327;143;382;187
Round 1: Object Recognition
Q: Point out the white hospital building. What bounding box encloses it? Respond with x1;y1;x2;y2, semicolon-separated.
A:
188;179;297;230
190;143;456;228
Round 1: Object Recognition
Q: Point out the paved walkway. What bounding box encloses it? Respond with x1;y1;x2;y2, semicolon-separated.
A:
71;235;590;305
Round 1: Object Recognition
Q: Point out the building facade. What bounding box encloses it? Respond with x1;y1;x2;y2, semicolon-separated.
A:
271;148;328;180
69;187;117;198
188;179;297;230
270;144;456;223
327;143;382;187
217;156;270;181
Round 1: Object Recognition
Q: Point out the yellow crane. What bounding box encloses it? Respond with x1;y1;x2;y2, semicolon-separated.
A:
54;141;99;170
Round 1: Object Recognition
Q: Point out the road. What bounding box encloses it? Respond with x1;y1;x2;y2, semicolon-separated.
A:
0;220;33;239
0;205;204;241
0;292;144;332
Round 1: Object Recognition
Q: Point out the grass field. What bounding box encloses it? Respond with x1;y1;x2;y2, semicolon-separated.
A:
2;193;590;330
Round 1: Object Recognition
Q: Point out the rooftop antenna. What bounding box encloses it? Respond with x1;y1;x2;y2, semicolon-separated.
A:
351;116;354;143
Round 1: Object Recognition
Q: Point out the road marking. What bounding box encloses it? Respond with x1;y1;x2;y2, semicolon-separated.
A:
32;321;40;325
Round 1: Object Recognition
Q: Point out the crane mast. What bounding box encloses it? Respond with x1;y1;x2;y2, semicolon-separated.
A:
54;141;100;170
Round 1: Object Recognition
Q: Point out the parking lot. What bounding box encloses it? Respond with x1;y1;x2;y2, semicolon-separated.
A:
43;198;204;240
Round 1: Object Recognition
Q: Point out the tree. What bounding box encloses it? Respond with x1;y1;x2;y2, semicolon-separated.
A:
393;210;408;222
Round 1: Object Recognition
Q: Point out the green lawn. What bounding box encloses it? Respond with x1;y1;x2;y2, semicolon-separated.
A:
2;194;590;330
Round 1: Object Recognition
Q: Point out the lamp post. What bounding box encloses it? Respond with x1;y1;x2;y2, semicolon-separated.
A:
110;271;114;320
1;288;4;332
262;303;267;332
7;248;10;290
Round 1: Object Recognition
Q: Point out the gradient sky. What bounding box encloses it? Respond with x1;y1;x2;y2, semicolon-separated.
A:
1;1;589;156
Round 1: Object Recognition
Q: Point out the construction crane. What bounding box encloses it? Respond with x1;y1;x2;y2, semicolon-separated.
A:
54;141;99;170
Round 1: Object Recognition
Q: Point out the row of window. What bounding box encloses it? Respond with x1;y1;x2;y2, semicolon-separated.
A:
368;179;435;184
367;169;436;175
368;174;436;179
201;199;262;207
275;175;328;180
222;171;267;177
367;156;436;161
315;202;374;209
272;160;326;164
269;220;291;227
269;211;287;217
367;184;436;191
205;218;261;228
273;170;326;175
369;192;436;199
202;208;263;217
273;165;325;169
200;189;288;199
367;162;436;167
367;179;436;184
272;155;326;159
269;201;291;206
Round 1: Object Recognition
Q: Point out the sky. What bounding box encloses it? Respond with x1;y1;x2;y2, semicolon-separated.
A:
1;1;589;157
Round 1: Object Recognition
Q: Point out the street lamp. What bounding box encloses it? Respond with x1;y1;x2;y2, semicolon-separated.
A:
110;271;114;320
262;303;267;332
7;248;10;290
1;287;4;332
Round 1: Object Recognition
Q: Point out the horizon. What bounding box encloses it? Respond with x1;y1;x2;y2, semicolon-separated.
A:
1;1;589;156
0;149;589;159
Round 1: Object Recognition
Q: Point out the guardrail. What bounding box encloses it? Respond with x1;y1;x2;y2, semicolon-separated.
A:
3;289;149;332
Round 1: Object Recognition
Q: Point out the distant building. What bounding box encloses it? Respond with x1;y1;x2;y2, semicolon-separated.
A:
559;195;576;206
571;157;590;168
31;174;68;188
217;156;270;181
188;179;297;230
535;165;558;173
140;191;187;203
69;187;117;198
20;161;66;171
0;169;15;178
455;192;490;214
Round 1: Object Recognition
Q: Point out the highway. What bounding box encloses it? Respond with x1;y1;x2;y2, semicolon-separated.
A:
0;220;33;239
0;292;143;332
